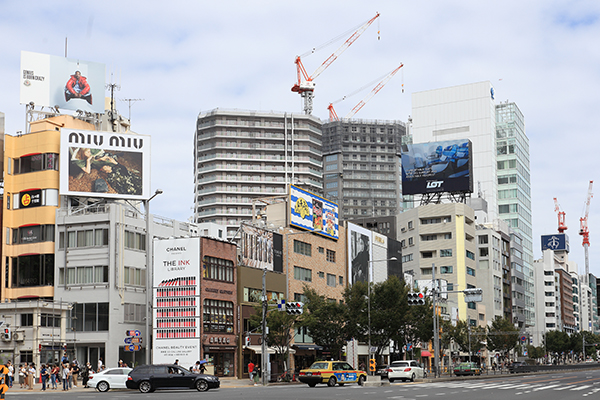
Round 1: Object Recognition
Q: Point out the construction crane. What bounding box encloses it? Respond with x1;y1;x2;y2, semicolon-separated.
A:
579;180;594;283
327;63;404;121
292;12;380;115
553;197;568;233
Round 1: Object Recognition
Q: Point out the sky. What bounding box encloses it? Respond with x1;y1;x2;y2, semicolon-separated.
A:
1;1;600;277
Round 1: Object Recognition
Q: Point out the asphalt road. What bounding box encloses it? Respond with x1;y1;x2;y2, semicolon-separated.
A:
5;369;600;400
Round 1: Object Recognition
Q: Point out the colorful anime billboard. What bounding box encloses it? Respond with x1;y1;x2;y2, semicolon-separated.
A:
401;139;473;195
289;185;339;240
20;51;105;114
59;129;150;200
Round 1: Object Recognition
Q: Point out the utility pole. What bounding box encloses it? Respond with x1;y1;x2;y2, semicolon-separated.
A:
583;335;585;361
261;268;267;386
432;263;440;378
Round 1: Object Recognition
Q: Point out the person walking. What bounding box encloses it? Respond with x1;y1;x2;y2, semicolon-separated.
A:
6;361;13;388
248;361;255;383
18;364;25;388
62;362;70;391
71;362;80;387
41;364;49;391
27;363;35;390
51;364;59;389
97;357;103;372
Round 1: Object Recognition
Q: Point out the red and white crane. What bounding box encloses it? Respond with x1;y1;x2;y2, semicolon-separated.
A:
327;62;404;121
292;12;380;115
553;197;567;233
579;180;593;282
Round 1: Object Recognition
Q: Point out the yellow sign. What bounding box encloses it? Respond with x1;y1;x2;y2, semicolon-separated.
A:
0;366;7;375
0;383;7;394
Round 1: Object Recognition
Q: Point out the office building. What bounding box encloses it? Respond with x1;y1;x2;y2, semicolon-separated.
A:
194;109;323;240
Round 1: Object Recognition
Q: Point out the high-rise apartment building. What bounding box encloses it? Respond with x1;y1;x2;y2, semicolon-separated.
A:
411;82;534;328
194;109;323;240
321;119;407;221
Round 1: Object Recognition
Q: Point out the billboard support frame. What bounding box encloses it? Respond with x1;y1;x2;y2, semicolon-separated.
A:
419;191;471;206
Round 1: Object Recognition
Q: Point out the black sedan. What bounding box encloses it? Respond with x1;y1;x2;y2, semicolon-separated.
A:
126;364;220;393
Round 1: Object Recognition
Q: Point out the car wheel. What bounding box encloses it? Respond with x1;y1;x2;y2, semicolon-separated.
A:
97;381;110;392
308;383;316;387
358;375;365;386
389;378;395;383
327;376;337;387
139;381;152;393
410;373;415;382
196;379;209;392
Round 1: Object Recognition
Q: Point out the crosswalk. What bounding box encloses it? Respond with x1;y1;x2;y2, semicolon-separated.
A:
398;381;600;396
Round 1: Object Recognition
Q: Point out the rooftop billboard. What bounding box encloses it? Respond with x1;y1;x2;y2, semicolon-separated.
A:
20;51;105;114
541;233;569;252
401;139;473;195
59;129;150;200
289;185;339;240
240;224;283;272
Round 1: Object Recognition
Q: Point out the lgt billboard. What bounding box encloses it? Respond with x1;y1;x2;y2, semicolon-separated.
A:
401;139;473;195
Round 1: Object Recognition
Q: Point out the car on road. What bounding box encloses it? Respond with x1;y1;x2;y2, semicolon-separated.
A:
509;361;529;373
453;362;481;376
375;365;389;379
387;360;424;382
298;361;367;387
88;367;132;392
126;364;220;393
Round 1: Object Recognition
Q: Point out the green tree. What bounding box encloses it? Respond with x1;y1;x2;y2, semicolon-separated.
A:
545;330;570;355
249;301;297;369
446;320;486;356
526;345;546;360
486;316;519;355
300;286;351;359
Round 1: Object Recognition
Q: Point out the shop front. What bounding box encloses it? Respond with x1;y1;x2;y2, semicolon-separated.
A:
203;335;236;377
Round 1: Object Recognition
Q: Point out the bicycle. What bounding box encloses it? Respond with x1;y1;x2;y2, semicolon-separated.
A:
276;369;295;382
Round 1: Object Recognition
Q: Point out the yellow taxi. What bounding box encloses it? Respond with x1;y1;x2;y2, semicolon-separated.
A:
298;361;367;387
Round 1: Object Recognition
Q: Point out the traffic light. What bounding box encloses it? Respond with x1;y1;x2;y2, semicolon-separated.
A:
408;292;425;306
369;358;376;372
2;328;10;341
286;302;304;315
244;336;250;346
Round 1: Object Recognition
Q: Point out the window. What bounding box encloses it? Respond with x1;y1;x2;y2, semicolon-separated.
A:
440;249;452;257
544;281;553;286
401;254;413;263
12;254;54;287
203;299;234;333
440;266;453;274
421;235;437;241
12;153;59;174
326;249;336;263
294;266;312;282
124;303;146;323
408;237;414;246
339;276;344;286
61;265;108;285
327;274;336;287
71;302;109;332
20;351;33;365
318;247;324;254
444;233;452;239
12;225;55;245
479;247;489;257
123;266;145;286
318;271;324;278
202;256;234;282
467;267;476;276
21;313;34;327
478;236;488;244
421;268;432;275
466;250;475;260
447;283;454;291
294;240;312;256
422;251;434;258
545;292;554;297
421;218;441;225
124;230;145;251
408;221;413;229
467;302;476;310
61;228;109;249
40;314;61;328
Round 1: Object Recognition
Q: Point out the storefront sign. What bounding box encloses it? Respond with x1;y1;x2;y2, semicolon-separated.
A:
208;336;231;344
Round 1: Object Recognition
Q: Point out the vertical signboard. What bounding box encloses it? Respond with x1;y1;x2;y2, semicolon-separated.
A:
153;237;201;367
20;51;106;114
240;224;283;272
347;222;372;285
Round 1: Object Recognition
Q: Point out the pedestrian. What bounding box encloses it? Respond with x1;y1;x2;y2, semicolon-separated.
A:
174;359;179;366
255;365;261;385
71;362;80;387
6;361;13;388
28;363;35;390
248;361;255;382
18;364;25;388
192;361;201;374
62;362;70;391
97;357;103;373
51;364;59;389
83;362;93;388
119;359;124;367
41;364;49;391
199;362;206;374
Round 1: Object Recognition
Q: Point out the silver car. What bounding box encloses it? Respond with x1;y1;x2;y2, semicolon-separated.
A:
387;360;424;382
89;367;133;392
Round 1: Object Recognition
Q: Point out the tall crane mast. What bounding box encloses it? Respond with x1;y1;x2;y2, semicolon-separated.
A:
579;180;594;283
328;62;404;121
553;197;567;233
292;12;380;115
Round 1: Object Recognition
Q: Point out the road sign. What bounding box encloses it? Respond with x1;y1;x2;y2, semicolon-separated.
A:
126;330;141;337
125;337;144;345
463;288;483;303
124;344;142;352
520;335;527;343
0;321;4;328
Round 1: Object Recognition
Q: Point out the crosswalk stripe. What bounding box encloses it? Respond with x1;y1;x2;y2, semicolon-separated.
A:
571;385;591;391
533;384;560;391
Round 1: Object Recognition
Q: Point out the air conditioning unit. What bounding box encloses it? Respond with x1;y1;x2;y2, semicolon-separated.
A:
13;332;24;342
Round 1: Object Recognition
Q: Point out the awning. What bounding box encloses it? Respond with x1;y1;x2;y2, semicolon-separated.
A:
421;350;432;357
244;345;295;355
293;344;323;351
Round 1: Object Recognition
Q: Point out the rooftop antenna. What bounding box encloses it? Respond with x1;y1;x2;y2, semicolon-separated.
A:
120;98;144;121
65;37;68;57
106;71;121;131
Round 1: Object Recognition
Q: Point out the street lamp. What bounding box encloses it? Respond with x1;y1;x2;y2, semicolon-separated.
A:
367;257;397;379
145;189;163;365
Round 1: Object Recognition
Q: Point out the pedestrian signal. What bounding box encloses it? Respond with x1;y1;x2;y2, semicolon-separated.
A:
408;292;425;306
369;358;376;372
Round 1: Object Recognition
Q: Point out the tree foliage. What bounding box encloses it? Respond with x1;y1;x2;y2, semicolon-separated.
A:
486;316;519;353
248;302;297;367
545;330;570;354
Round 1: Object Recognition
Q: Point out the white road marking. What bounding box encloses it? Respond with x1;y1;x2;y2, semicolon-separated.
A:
571;385;591;391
